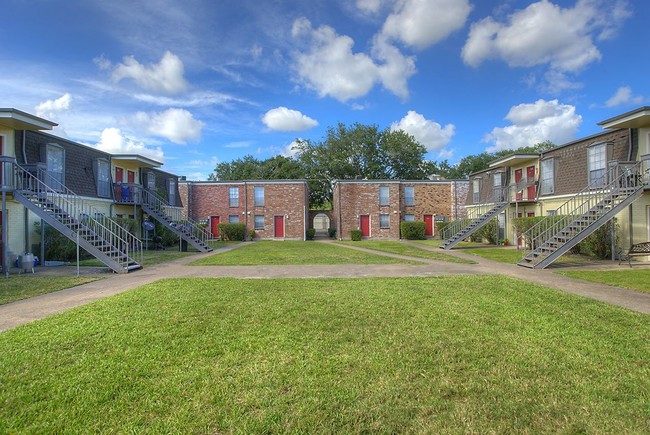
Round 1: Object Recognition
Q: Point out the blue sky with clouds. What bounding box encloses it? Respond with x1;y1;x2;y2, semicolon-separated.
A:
1;0;648;179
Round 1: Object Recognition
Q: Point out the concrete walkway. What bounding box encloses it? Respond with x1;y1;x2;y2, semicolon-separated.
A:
2;241;649;333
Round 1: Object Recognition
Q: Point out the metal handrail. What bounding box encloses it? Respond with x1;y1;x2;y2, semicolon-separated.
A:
520;161;645;260
441;185;510;240
138;186;213;247
13;162;143;268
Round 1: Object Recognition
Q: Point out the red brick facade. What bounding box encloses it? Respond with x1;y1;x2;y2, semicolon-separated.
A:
332;180;469;240
179;180;309;240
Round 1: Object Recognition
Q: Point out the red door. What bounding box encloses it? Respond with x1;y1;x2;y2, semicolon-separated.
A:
210;216;220;238
526;166;536;199
360;215;370;237
274;215;285;238
515;169;523;201
424;215;433;236
127;170;135;183
114;167;123;200
0;211;3;265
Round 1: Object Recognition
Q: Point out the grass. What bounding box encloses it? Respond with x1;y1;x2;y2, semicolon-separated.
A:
0;276;648;433
190;241;423;266
337;240;476;264
0;275;103;305
557;269;650;294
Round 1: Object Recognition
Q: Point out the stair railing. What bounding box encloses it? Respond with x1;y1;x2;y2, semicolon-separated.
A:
441;185;510;240
520;161;645;260
13;162;143;268
139;186;212;248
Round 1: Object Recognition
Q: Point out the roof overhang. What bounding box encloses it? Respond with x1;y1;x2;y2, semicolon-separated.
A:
489;154;539;168
0;108;57;130
110;154;163;168
598;107;650;129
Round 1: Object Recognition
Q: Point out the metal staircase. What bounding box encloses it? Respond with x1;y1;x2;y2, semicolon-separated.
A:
518;161;646;269
441;186;510;250
12;162;142;273
139;188;213;252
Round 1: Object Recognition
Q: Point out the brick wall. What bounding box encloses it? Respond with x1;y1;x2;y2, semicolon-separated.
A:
183;181;308;239
333;180;462;239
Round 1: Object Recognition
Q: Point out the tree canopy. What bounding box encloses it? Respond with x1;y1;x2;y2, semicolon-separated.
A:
208;122;556;208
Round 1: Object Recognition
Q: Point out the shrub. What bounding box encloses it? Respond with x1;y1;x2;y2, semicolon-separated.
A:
579;219;619;259
306;228;316;240
328;227;336;238
217;223;247;241
471;218;498;244
33;222;93;262
350;229;362;241
400;221;426;240
436;221;450;238
249;230;256;241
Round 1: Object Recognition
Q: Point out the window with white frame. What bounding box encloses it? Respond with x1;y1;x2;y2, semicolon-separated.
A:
540;158;554;195
168;178;176;205
404;186;414;206
229;187;239;207
46;143;65;187
404;214;415;222
379;214;390;228
229;215;239;223
147;172;156;190
254;215;264;229
96;159;111;198
472;178;480;203
588;143;607;187
379;186;389;206
254;186;264;206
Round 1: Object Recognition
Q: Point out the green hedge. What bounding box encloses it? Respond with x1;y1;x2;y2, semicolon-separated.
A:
400;221;426;240
350;229;362;241
306;228;316;240
217;223;247;241
328;228;336;238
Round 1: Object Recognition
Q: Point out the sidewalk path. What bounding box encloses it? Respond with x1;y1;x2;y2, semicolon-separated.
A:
2;241;649;332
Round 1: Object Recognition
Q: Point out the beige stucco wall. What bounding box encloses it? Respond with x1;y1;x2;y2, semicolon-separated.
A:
0;128;16;157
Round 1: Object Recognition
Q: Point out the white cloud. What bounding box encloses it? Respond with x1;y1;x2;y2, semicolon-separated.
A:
95;127;164;162
262;107;318;131
356;0;385;14
291;17;416;102
390;111;455;152
130;108;204;144
282;140;302;157
382;0;472;50
483;99;582;152
606;86;644;107
111;51;188;94
34;93;71;119
223;141;253;149
462;0;631;73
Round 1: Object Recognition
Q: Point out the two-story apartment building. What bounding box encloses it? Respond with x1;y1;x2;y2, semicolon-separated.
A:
179;180;309;240
450;106;650;269
332;179;468;240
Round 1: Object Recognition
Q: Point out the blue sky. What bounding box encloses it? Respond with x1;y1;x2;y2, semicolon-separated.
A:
2;0;648;179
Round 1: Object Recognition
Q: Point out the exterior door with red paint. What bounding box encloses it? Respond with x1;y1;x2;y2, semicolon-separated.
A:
424;214;433;236
514;169;523;201
210;216;220;238
114;167;123;200
127;170;135;183
526;166;536;199
274;215;285;238
360;215;370;237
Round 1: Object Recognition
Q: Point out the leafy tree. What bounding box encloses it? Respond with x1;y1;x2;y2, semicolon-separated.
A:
209;155;304;181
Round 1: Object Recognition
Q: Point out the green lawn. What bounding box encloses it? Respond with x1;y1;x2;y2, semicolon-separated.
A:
557;269;650;294
1;276;647;433
0;275;103;305
338;240;476;264
190;241;422;265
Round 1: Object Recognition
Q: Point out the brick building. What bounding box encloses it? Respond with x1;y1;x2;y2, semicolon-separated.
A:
179;180;309;240
332;179;469;240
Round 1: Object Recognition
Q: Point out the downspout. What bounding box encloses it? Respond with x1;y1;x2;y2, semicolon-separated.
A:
244;181;248;236
304;181;307;241
627;128;633;249
22;130;30;253
337;182;342;240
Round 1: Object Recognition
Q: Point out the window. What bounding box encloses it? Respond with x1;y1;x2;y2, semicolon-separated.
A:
379;186;389;206
229;187;239;207
380;214;390;228
472;178;481;203
546;210;557;216
588;143;607;187
96;159;111;197
404;214;415;222
168;178;176;205
254;215;264;229
146;172;156;190
229;215;239;223
254;186;264;206
404;186;414;206
540;158;554;195
46;143;64;188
